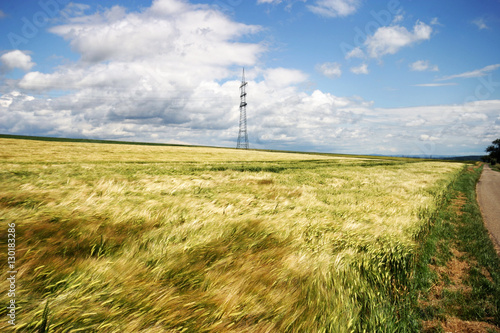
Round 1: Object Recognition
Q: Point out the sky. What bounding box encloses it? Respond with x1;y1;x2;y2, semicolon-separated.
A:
0;0;499;156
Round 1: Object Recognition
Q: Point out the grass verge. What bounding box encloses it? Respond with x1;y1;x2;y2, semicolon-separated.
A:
415;163;500;332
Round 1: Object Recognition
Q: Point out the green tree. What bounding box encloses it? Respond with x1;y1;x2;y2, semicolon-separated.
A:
484;138;500;165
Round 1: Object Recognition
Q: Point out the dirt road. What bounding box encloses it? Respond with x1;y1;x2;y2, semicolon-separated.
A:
476;164;500;255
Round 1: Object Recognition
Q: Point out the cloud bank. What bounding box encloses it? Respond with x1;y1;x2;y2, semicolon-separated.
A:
0;0;498;156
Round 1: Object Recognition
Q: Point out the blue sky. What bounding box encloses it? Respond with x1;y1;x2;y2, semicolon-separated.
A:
1;0;499;155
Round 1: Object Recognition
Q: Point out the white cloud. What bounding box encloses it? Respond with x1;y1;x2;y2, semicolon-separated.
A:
20;0;265;93
345;47;365;59
3;0;497;156
59;3;91;19
0;91;34;108
365;21;432;58
438;64;500;81
419;134;439;141
263;67;308;87
11;0;268;146
472;18;488;30
392;14;404;24
413;83;457;87
409;60;438;72
430;17;441;26
50;1;262;65
1;50;36;72
350;63;368;75
255;0;305;11
370;101;500;155
461;112;488;121
5;85;499;155
6;0;316;149
406;119;425;127
316;62;342;78
307;0;361;18
3;87;498;155
149;0;189;15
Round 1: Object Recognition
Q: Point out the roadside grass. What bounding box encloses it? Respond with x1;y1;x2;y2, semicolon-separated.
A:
416;163;500;332
0;138;466;332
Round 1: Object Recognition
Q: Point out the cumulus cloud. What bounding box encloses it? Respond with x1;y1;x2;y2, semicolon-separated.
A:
264;67;308;87
1;80;371;150
307;0;361;18
3;86;498;155
1;50;36;72
350;63;368;75
2;0;497;155
409;60;438;72
365;21;432;58
375;101;500;155
18;0;266;110
50;1;262;65
6;0;316;149
345;47;365;60
9;0;267;145
316;62;342;78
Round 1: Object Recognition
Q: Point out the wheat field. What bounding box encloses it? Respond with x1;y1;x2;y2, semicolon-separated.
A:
0;138;464;332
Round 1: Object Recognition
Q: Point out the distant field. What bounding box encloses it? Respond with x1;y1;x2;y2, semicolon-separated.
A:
0;138;464;332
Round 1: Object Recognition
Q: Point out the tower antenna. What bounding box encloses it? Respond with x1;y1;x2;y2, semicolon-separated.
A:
236;68;249;149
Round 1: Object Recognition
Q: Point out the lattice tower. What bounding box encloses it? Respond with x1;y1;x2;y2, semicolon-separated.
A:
236;68;249;149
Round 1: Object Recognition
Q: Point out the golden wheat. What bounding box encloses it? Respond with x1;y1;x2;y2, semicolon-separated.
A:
0;138;463;332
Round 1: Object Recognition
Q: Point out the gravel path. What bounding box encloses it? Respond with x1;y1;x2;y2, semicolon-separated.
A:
476;164;500;255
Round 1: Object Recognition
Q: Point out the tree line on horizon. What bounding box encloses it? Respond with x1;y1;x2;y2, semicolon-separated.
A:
482;138;500;165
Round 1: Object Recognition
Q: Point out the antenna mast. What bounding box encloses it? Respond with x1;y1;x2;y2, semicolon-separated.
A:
236;68;249;149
